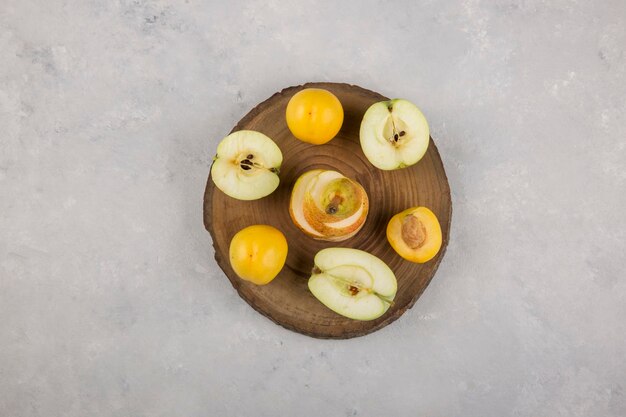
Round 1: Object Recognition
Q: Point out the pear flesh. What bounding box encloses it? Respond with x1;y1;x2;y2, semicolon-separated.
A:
290;170;368;241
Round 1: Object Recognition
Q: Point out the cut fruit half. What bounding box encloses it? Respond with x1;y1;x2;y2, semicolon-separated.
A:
211;130;282;200
359;99;429;170
308;248;397;321
386;206;442;263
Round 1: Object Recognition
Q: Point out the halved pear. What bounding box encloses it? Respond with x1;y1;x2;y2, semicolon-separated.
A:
289;170;368;241
359;99;429;170
308;248;397;321
211;130;283;200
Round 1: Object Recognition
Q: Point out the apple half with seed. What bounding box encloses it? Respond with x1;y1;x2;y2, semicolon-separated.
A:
308;248;397;320
359;99;430;170
289;169;368;241
211;130;282;200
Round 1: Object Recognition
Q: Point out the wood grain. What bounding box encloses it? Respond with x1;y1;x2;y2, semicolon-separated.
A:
203;82;452;339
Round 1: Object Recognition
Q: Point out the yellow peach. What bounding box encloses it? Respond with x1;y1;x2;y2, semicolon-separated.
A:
386;207;442;263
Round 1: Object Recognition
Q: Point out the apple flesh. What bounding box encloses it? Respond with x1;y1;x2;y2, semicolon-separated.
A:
211;130;283;200
289;169;368;241
308;248;397;320
359;99;429;170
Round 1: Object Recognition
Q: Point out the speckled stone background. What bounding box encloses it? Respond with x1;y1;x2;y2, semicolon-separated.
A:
1;0;625;416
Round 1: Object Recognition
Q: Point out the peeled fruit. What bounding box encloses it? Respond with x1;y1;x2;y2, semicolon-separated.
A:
289;169;368;241
360;99;429;170
229;225;288;285
308;248;397;321
386;207;442;263
286;88;344;145
211;130;282;200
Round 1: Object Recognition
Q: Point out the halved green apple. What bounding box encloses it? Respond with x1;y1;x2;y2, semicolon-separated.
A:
211;130;283;200
359;99;429;170
308;248;397;320
289;169;368;241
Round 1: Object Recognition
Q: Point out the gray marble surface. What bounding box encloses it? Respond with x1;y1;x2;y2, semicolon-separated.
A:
1;1;625;416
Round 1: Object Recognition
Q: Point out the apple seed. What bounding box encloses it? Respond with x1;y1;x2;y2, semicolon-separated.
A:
240;159;253;170
237;156;280;175
386;115;402;146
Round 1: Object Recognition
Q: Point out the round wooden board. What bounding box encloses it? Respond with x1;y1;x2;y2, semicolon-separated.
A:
203;82;452;339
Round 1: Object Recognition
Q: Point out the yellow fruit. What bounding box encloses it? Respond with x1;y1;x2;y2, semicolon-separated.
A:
386;207;442;263
289;169;369;241
285;88;344;144
229;225;288;285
